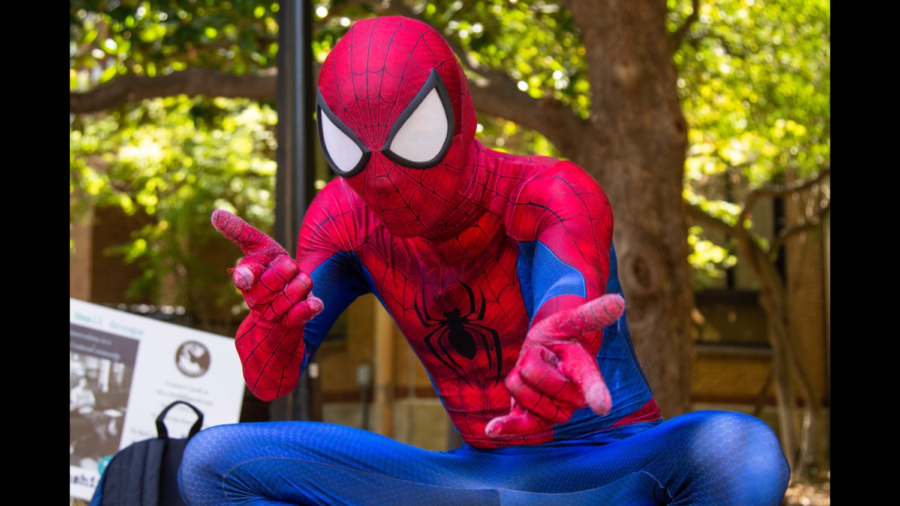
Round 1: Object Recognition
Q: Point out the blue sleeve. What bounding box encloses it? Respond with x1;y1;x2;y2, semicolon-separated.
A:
516;240;587;323
301;251;372;357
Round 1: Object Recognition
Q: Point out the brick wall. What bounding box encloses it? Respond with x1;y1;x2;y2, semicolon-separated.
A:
69;206;150;304
691;345;773;405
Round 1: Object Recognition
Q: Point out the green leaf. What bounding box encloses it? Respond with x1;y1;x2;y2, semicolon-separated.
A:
98;64;118;83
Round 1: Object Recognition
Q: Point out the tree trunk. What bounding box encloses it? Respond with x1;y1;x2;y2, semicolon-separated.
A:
765;293;799;471
780;296;823;479
739;231;823;479
763;249;823;479
565;0;695;418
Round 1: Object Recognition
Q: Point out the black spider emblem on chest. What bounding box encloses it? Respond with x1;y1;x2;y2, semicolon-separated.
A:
414;282;503;384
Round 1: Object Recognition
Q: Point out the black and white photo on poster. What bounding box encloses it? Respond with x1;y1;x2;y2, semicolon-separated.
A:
69;323;138;473
69;299;245;501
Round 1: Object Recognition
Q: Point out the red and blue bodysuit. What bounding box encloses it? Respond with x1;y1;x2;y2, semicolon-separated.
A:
177;17;789;505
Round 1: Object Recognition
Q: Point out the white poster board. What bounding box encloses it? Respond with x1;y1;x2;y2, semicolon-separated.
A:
69;298;245;501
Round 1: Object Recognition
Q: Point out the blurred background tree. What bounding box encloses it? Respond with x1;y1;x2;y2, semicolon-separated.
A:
676;0;830;477
70;0;829;479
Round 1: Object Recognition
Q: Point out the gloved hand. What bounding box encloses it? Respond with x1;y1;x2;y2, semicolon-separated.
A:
211;209;324;400
485;294;624;438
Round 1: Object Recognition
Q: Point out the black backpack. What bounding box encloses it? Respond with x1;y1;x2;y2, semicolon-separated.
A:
89;400;204;506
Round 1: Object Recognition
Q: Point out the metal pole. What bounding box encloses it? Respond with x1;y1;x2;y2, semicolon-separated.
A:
272;0;316;422
360;386;370;430
357;364;373;431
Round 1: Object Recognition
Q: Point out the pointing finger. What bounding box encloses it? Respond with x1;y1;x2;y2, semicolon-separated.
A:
211;209;287;257
529;294;625;343
557;342;612;416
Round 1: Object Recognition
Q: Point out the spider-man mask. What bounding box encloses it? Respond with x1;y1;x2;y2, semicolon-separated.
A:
316;17;477;239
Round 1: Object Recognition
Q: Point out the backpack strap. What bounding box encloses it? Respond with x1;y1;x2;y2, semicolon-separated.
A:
93;439;165;506
90;401;204;506
155;400;204;440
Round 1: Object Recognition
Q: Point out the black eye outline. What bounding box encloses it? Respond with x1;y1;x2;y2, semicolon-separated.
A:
316;90;372;177
381;69;455;169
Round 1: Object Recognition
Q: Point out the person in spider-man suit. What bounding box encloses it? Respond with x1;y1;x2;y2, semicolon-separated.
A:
178;16;789;506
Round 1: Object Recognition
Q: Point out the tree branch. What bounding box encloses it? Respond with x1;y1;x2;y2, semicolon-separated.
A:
767;199;831;256
69;64;582;154
686;167;831;262
72;1;587;156
748;167;831;200
684;203;736;236
669;0;700;55
70;67;277;114
752;364;774;418
468;75;586;156
739;167;831;228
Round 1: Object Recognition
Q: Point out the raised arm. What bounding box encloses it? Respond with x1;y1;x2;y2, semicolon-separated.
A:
212;180;371;401
488;162;620;437
522;162;614;336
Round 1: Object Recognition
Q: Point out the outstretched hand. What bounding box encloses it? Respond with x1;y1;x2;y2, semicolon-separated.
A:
485;294;624;438
211;209;323;328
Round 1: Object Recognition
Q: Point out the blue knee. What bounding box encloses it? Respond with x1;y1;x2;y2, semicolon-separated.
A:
672;411;790;504
178;424;247;504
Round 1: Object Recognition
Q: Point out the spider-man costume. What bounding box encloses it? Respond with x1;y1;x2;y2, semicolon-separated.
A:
178;17;789;505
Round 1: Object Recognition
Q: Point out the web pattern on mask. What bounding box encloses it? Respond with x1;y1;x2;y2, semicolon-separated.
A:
318;16;472;236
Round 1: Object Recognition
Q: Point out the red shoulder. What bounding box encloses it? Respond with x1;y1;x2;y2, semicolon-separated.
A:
508;161;613;243
296;179;380;272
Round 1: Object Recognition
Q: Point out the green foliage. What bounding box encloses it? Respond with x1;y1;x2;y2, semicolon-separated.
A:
317;1;589;116
673;0;830;286
70;0;280;89
69;0;576;313
69;0;830;308
675;0;830;182
474;114;561;157
68;0;292;309
432;0;589;117
687;226;737;289
70;96;277;308
416;0;583;155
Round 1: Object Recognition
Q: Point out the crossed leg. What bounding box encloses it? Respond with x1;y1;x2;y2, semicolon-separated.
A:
178;410;789;506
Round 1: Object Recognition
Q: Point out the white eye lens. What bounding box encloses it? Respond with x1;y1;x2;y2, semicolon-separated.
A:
320;111;364;175
386;88;449;164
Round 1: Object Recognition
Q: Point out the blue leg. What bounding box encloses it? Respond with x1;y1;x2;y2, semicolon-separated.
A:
546;410;791;505
178;422;507;505
178;411;788;505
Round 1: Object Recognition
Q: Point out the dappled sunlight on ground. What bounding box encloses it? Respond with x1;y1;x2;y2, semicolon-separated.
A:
783;473;831;506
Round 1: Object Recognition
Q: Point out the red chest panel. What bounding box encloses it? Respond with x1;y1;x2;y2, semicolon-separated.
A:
355;211;548;446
